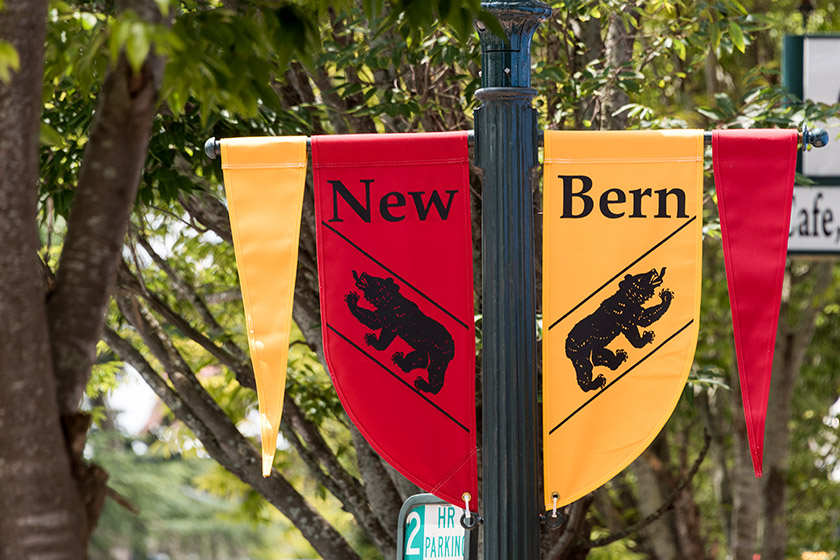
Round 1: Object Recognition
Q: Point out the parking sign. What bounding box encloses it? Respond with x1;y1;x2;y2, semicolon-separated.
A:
397;494;475;560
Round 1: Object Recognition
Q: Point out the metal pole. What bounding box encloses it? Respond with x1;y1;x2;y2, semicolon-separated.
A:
474;2;551;558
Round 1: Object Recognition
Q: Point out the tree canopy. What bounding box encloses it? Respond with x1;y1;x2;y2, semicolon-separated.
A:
0;0;838;559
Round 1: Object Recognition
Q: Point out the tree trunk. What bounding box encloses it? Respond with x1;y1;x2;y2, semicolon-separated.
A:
0;1;88;557
2;0;165;555
631;450;679;560
48;4;163;418
760;263;833;560
729;354;762;559
600;5;638;130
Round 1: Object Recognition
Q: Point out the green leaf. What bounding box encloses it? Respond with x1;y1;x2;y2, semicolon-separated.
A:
76;11;99;31
109;19;130;63
697;107;723;120
728;0;749;15
476;10;506;43
729;21;745;53
714;92;737;117
710;22;721;51
126;22;151;72
673;38;686;61
154;0;171;17
0;40;20;83
40;122;66;148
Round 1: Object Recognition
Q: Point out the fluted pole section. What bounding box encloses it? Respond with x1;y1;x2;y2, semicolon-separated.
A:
474;2;551;558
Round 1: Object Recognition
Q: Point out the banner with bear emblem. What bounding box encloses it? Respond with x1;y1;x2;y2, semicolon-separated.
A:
542;130;703;509
312;132;477;509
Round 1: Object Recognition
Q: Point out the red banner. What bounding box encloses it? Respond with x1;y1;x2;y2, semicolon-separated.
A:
312;132;477;508
712;129;797;477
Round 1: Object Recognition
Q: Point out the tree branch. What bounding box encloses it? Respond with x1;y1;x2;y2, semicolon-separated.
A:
104;315;363;560
179;190;233;244
587;430;712;549
117;262;255;390
135;232;238;348
350;424;401;556
544;493;595;559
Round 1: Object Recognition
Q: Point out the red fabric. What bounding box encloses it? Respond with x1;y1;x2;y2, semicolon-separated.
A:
312;132;477;508
712;129;797;477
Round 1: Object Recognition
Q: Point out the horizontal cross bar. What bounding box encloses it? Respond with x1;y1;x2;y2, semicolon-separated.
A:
204;127;829;160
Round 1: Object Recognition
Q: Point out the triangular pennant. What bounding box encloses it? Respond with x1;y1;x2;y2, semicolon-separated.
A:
712;129;798;477
542;130;703;508
220;137;307;476
312;132;478;509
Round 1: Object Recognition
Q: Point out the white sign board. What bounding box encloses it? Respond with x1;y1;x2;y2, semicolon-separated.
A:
788;186;840;254
403;503;467;560
802;37;840;178
397;495;474;560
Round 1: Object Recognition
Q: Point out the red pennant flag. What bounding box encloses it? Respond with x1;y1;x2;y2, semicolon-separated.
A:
712;129;798;477
312;132;478;508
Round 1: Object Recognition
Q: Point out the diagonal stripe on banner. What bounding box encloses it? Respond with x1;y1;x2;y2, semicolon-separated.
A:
548;319;694;435
322;221;470;330
547;216;697;332
326;324;470;433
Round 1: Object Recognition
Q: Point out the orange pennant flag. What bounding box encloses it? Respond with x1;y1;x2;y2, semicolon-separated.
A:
221;137;307;476
542;130;703;509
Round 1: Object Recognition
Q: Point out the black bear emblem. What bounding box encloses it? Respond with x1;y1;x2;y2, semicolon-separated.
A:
565;268;673;392
345;271;455;394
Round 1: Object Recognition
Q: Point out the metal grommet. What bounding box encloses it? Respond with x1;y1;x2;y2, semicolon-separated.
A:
543;492;564;528
459;492;481;531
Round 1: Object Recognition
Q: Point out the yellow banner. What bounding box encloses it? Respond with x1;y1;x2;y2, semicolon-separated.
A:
221;137;307;476
542;130;702;508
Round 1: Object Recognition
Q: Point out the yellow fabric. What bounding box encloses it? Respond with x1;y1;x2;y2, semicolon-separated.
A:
221;137;307;477
542;130;703;508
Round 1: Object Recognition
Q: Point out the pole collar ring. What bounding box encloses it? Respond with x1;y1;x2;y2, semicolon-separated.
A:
460;513;482;531
542;512;564;529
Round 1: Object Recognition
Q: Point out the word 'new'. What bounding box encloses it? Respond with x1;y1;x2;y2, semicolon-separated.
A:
328;179;458;222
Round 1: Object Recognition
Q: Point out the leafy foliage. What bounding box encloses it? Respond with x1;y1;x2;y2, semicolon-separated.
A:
88;431;304;559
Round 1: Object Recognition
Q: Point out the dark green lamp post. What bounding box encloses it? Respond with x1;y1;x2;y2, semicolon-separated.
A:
474;1;551;558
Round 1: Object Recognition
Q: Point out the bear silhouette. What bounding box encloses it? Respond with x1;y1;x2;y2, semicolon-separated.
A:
565;267;673;392
345;271;455;394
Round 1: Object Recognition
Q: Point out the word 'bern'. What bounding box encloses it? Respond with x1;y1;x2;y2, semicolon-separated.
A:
558;175;688;219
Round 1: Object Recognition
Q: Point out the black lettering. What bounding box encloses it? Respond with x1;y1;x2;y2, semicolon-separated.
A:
329;179;372;223
380;191;406;222
813;193;824;237
600;188;626;218
789;196;797;237
409;190;458;221
560;175;594;218
629;188;652;218
823;208;834;237
654;188;687;218
797;208;810;236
